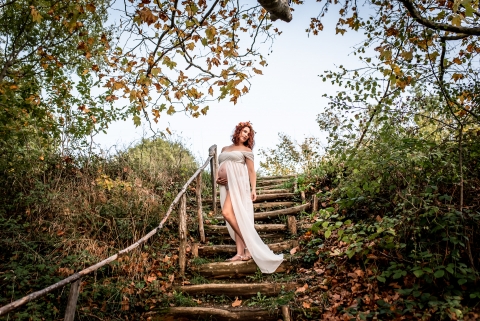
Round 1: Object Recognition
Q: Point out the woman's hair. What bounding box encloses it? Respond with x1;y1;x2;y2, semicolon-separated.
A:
231;121;255;149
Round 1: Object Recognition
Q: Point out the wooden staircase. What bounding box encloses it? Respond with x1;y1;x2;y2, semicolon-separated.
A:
155;175;310;321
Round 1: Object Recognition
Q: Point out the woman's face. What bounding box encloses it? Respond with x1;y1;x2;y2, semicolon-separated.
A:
239;126;250;143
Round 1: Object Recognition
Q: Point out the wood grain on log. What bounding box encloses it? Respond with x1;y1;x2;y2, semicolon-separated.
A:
179;194;187;277
258;0;292;22
255;193;296;202
156;307;279;321
257;178;290;187
194;260;289;278
254;201;295;209
198;240;298;256
64;279;81;321
282;305;291;321
210;146;218;216
257;184;289;190
196;174;205;243
176;282;298;296
205;224;287;235
258;188;291;194
287;216;297;235
254;203;310;220
258;174;295;180
192;243;199;258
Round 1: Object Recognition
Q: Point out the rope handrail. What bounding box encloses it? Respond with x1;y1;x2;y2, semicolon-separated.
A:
0;144;218;318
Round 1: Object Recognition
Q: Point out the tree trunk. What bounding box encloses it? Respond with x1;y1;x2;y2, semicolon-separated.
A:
258;0;292;22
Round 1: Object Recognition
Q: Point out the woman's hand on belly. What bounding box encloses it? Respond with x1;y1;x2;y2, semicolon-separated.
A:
216;166;228;185
216;176;227;185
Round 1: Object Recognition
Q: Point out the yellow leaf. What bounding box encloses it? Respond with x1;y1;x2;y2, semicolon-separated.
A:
453;57;462;65
30;6;42;23
151;68;161;76
167;105;175;115
452;73;464;82
86;3;96;13
303;301;311;308
252;68;263;75
452;14;462;27
208;86;213;96
205;26;217;41
186;42;195;51
231;297;242;307
166;127;172;135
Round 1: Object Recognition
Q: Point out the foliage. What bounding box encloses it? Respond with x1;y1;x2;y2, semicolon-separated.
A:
0;137;198;320
259;133;323;176
292;88;480;318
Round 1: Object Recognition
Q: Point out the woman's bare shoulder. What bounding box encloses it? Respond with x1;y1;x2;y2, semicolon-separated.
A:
221;145;234;152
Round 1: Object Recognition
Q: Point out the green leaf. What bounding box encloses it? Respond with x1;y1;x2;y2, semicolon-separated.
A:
434;270;444;278
458;279;467;285
413;270;424;278
377;275;386;283
325;229;332;238
133;115;141;127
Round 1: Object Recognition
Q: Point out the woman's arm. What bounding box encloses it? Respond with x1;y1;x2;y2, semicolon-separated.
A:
245;158;257;201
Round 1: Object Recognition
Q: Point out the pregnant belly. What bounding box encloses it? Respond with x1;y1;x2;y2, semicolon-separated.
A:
217;164;227;181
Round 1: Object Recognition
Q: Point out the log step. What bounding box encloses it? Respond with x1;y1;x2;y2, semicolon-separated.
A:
254;193;296;202
257;184;291;191
213;203;310;222
258;174;296;181
196;240;298;256
254;201;295;210
176;282;298;296
154;307;279;321
208;234;286;244
257;188;291;194
257;179;291;187
205;224;287;235
194;259;290;278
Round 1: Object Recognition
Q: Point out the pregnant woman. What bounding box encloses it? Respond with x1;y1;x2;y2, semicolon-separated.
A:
216;121;283;273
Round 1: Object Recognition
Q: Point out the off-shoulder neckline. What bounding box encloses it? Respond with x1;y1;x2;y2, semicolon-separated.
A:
220;150;253;154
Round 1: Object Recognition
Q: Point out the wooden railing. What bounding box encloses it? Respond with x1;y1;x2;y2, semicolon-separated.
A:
0;145;218;320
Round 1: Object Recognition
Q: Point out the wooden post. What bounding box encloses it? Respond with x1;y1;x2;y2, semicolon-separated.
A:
192;243;199;258
293;174;298;192
196;174;205;243
301;191;306;202
281;305;291;321
64;278;81;321
209;146;218;216
312;195;318;212
179;193;187;277
287;216;297;235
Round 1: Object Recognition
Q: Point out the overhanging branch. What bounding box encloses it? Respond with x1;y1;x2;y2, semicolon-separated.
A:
398;0;480;36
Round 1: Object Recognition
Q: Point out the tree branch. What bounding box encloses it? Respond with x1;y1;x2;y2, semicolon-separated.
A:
398;0;480;36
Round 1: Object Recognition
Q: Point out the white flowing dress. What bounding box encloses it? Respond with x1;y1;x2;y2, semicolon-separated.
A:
218;151;284;273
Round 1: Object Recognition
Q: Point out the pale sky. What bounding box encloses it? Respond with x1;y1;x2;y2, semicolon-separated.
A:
95;2;366;169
